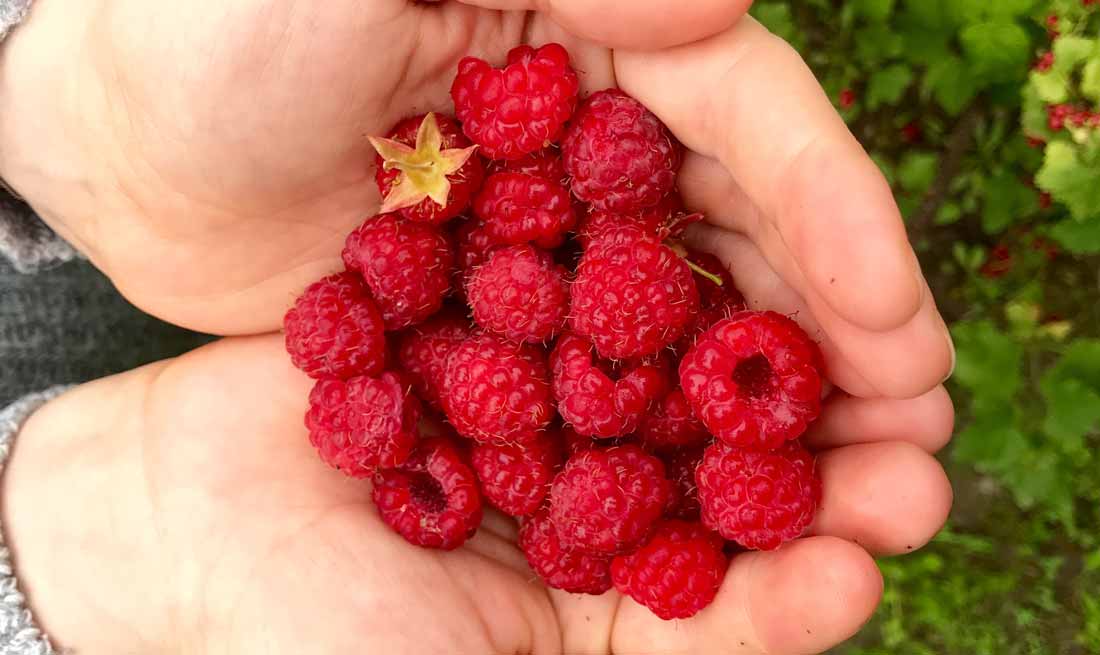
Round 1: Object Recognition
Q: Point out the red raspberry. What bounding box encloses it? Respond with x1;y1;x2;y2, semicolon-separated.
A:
551;333;669;438
611;520;727;620
839;88;856;109
549;444;670;554
371;113;484;225
638;388;709;451
695;440;820;551
1034;51;1055;72
452;217;501;274
676;250;747;352
342;214;455;330
473;172;577;249
562;89;683;213
372;437;483;550
679;311;823;450
284;272;386;380
570;225;699;359
519;508;612;594
451;43;580;160
471;430;561;516
561;424;597;456
467;245;569;344
305;372;421;477
395;310;472;409
487;147;566;182
661;447;704;520
980;244;1014;279
441;332;555;444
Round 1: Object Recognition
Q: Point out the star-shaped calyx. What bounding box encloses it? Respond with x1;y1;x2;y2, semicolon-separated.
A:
369;113;478;213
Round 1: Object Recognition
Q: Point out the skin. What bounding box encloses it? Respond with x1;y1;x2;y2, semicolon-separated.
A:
0;1;957;652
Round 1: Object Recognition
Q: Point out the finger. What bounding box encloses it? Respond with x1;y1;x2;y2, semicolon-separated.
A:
804;386;955;453
610;536;882;655
453;0;752;50
615;18;929;335
810;441;952;556
684;220;953;398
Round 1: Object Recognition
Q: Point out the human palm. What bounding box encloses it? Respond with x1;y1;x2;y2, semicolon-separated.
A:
9;335;951;654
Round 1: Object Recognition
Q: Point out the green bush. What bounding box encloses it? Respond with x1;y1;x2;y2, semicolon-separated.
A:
750;1;1100;652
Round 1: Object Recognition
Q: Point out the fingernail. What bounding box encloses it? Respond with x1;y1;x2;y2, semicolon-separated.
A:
941;319;956;383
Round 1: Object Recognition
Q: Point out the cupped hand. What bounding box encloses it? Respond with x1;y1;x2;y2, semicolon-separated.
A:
0;0;952;399
6;335;952;655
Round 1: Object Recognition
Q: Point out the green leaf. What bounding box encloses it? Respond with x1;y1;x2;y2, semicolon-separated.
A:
960;20;1032;82
950;320;1023;399
936;202;963;225
982;171;1039;233
867;64;915;109
1050;218;1100;254
954;408;1025;467
1030;70;1070;104
751;2;797;43
1036;142;1100;222
1040;377;1100;451
984;0;1036;17
851;0;895;21
1082;59;1100;102
1047;339;1100;392
1052;36;1097;73
856;24;906;63
924;55;980;114
897;151;939;193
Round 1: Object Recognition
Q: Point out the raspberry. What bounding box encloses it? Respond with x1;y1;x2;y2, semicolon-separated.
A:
471;430;561;516
575;193;688;248
549;444;670;554
451;43;580;160
661;447;704;520
284;272;386;380
467;245;569;344
611;520;727;620
395;310;473;409
676;250;746;353
452;217;501;276
342;214;455;330
570;225;699;359
562;89;682;213
679;311;823;450
487;148;566;182
551;333;669;438
371;113;484;225
305;373;421;477
441;332;555;444
519;508;612;594
695;440;820;551
372;437;483;550
473;172;577;249
638;388;709;451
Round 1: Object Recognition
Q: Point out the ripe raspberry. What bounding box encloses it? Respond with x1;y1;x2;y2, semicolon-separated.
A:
467;245;569;344
675;250;746;353
471;430;561;516
551;333;669;438
679;311;823;450
575;193;689;248
342;214;455;330
473;172;577;249
371;113;484;225
638;388;709;451
451;43;580;160
305;372;421;477
519;508;612;594
562;89;682;213
441;332;554;444
696;440;820;551
611;520;727;620
452;217;501;275
570;225;699;359
661;447;704;520
372;437;483;550
487;147;566;182
561;424;597;456
284;272;386;380
395;310;472;409
549;444;670;554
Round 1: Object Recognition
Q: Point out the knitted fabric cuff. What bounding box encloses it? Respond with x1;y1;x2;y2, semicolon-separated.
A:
0;0;78;274
0;386;70;655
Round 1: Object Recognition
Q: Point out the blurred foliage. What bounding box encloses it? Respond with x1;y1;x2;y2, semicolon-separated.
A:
751;0;1100;653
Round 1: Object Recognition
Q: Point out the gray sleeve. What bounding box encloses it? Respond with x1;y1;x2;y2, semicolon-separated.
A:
0;0;78;274
0;387;69;655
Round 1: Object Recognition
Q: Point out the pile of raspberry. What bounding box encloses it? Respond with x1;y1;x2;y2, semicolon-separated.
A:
284;43;824;621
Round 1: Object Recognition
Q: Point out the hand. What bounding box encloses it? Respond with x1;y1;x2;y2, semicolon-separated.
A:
6;336;952;654
0;1;954;399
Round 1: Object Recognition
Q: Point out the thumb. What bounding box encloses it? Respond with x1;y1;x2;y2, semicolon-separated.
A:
453;0;754;49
